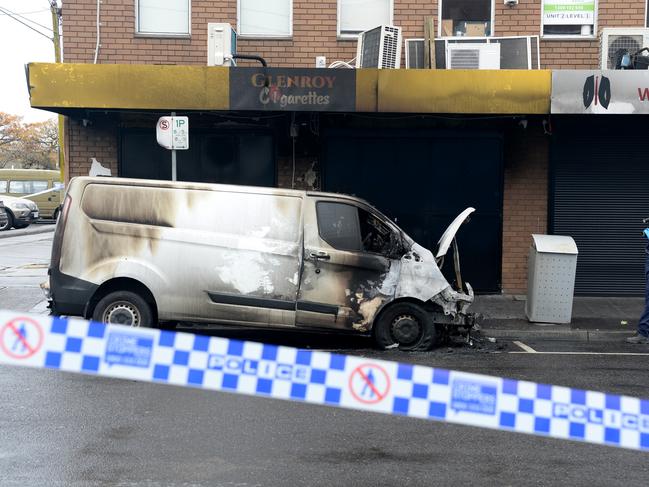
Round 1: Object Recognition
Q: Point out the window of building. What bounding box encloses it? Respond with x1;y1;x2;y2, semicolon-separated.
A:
238;0;292;37
541;0;596;38
136;0;190;36
338;0;393;38
439;0;494;37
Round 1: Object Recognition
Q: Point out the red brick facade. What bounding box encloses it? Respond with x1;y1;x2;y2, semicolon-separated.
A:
65;119;118;182
63;0;647;68
502;125;549;294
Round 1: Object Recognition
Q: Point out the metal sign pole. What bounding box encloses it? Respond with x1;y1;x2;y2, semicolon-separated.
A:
171;112;177;181
172;149;177;182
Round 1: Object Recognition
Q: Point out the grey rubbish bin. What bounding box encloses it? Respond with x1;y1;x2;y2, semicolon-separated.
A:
526;234;578;324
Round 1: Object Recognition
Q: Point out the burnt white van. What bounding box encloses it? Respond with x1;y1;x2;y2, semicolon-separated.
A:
48;177;476;350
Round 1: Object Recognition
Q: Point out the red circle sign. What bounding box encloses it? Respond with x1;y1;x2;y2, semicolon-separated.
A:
349;363;391;404
159;119;170;130
0;317;44;359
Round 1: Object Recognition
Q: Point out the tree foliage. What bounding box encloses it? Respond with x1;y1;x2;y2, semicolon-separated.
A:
0;112;59;169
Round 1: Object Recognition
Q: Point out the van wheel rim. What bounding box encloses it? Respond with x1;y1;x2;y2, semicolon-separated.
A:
103;302;141;327
391;314;421;346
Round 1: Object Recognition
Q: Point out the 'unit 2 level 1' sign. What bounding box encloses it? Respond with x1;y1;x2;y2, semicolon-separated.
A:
156;116;189;150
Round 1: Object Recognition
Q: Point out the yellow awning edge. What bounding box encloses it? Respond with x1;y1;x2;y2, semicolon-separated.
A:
28;63;229;111
28;63;551;115
376;70;552;114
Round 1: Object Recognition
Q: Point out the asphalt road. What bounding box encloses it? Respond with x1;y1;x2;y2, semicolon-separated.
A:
1;231;649;486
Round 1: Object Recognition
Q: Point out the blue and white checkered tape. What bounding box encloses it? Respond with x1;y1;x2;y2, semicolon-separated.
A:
1;309;648;452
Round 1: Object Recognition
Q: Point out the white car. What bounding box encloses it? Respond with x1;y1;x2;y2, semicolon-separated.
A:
0;194;39;231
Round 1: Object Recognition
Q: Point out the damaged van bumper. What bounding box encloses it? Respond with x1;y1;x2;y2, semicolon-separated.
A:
431;283;477;327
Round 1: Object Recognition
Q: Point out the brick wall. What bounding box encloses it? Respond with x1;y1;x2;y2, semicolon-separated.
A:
501;124;549;294
495;0;647;69
63;0;647;69
65;119;119;183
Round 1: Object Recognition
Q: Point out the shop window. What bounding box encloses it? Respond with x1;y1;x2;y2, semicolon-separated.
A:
239;0;292;37
439;0;493;37
542;0;596;38
338;0;393;37
136;0;190;36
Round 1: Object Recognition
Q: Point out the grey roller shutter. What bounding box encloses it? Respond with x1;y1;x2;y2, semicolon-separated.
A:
551;136;649;296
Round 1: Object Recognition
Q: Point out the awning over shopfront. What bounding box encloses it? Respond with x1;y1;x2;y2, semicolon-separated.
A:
28;63;551;115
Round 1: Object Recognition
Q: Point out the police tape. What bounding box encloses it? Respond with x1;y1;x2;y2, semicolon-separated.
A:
1;309;648;452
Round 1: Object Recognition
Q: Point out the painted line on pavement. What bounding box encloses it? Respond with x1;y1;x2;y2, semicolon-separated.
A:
513;341;537;353
509;351;649;356
1;310;649;453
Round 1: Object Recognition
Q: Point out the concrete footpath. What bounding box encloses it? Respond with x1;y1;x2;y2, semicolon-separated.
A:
473;294;644;341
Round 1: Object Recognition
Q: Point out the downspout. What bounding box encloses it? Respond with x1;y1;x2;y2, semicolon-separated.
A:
93;0;101;64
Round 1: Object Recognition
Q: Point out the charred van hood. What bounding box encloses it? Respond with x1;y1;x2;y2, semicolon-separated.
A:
435;207;475;259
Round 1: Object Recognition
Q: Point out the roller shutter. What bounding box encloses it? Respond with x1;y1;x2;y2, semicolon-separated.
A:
551;135;649;296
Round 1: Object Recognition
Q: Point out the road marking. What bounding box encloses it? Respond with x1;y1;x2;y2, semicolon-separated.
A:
513;340;537;353
509;351;649;356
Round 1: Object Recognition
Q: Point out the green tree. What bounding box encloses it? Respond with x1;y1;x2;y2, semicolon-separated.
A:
0;112;59;169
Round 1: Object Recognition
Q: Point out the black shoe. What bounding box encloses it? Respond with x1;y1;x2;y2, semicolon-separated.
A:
626;334;649;344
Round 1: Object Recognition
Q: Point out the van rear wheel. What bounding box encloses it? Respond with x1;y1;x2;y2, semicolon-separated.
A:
92;291;154;328
373;302;436;351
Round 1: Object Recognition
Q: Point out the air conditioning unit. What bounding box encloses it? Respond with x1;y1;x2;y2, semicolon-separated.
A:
207;23;237;66
433;36;539;70
405;38;425;69
447;43;500;69
356;25;402;69
600;28;649;69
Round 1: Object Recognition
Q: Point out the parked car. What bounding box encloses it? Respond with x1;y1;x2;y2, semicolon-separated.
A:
0;169;64;220
0;195;39;230
0;200;8;231
47;177;476;350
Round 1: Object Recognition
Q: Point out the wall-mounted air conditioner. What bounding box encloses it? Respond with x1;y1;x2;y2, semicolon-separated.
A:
600;28;649;69
356;25;402;69
405;38;426;69
207;23;237;66
447;43;500;69
432;36;540;70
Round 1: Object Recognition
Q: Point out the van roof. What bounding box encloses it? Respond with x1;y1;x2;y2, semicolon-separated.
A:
72;176;372;206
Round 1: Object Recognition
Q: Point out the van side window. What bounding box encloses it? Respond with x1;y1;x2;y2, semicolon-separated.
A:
9;180;48;194
0;180;6;193
31;181;48;193
358;208;393;255
316;202;361;251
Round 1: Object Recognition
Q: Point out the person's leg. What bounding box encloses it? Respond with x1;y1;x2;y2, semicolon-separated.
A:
639;249;649;337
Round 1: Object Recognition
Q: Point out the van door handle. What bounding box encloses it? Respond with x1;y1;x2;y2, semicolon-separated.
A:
309;251;330;261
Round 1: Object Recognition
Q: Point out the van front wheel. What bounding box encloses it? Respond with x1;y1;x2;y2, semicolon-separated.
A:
373;302;436;351
92;291;154;328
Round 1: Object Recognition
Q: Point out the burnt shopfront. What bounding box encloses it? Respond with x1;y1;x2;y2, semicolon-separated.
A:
28;64;552;294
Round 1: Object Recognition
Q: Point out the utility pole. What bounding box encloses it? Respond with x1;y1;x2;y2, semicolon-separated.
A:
49;0;65;181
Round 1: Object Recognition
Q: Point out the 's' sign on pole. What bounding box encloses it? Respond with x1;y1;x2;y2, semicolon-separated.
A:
156;115;189;181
